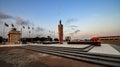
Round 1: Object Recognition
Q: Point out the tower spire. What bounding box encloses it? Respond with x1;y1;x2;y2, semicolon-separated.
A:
59;20;61;24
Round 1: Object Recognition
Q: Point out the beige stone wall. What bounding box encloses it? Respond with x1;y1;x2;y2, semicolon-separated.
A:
8;29;21;44
9;34;20;43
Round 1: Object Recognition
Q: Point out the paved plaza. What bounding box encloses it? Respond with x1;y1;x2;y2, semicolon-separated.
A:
0;43;120;55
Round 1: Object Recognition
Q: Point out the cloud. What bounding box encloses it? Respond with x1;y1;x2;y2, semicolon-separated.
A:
69;29;80;35
35;26;44;32
68;25;78;28
71;27;75;30
65;18;78;25
0;12;13;19
65;18;78;31
67;25;79;31
0;11;37;37
0;20;4;24
15;17;30;25
74;30;80;33
0;11;33;25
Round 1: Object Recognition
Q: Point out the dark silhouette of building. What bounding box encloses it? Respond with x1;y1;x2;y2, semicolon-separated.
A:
0;36;3;44
65;36;71;42
58;20;63;44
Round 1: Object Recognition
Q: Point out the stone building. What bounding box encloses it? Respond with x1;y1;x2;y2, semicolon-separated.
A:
8;28;21;44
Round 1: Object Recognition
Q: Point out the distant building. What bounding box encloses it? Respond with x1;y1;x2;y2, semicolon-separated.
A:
58;20;63;44
8;28;21;44
99;36;120;40
91;36;120;45
65;36;71;42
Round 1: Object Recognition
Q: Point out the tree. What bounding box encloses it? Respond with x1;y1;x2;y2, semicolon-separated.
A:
54;38;59;41
47;36;52;41
0;36;3;43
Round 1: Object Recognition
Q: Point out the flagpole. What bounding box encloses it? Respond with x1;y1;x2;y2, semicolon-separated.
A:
3;22;9;44
21;28;22;43
28;26;29;38
2;23;5;43
29;31;30;38
32;28;34;37
32;28;34;43
21;24;23;43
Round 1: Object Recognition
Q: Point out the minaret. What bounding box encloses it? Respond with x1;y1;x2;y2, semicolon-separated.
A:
58;20;63;44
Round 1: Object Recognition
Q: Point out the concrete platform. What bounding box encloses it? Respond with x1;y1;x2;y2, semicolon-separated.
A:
0;43;120;55
0;44;23;47
36;44;90;48
89;44;120;55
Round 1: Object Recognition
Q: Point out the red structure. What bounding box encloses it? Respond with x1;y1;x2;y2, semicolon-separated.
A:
91;37;99;41
58;20;63;44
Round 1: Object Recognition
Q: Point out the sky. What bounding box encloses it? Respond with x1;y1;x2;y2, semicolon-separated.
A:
0;0;120;39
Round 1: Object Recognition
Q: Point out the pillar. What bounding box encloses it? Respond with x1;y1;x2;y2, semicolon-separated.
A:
58;20;63;44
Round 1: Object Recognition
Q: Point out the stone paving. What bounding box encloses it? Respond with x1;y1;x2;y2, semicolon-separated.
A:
0;43;120;55
89;44;120;55
110;44;120;52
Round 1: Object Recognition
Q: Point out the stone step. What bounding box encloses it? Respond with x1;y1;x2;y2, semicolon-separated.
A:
21;46;120;67
22;46;120;67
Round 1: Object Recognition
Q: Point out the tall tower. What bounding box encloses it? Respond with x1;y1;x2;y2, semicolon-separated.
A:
58;20;63;44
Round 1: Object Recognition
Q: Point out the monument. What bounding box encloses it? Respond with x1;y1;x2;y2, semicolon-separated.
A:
8;28;21;44
58;20;63;44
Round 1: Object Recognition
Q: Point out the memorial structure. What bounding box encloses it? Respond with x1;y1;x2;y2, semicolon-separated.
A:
58;20;63;44
8;28;21;44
